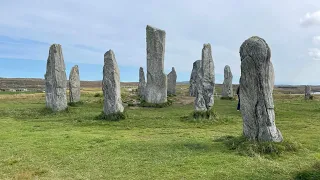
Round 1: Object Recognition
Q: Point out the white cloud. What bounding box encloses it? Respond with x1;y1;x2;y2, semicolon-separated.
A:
312;36;320;45
300;10;320;27
308;48;320;60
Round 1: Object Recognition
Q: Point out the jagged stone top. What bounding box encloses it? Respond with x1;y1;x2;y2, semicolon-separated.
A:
171;67;175;72
146;25;166;33
224;65;230;70
104;50;116;62
203;43;211;49
239;36;271;62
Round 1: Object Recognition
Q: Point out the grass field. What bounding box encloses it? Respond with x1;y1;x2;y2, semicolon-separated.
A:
0;86;319;180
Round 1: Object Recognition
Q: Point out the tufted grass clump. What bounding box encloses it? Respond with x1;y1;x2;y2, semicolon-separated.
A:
192;108;218;120
140;99;173;108
295;162;320;180
220;96;236;100
93;93;102;97
68;101;84;107
96;110;128;121
214;135;301;157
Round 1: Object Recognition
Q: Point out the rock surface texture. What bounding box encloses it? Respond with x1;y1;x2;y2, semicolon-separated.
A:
45;44;68;112
305;85;312;100
239;36;283;142
69;65;80;103
138;67;146;99
222;65;233;98
194;44;215;111
145;25;167;103
189;60;202;97
102;50;124;115
167;67;177;96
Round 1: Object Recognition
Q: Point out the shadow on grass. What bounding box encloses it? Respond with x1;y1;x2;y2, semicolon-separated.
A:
295;162;320;180
214;135;301;157
68;101;84;107
95;111;128;121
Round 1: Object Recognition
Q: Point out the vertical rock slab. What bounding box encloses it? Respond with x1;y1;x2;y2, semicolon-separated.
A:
45;44;68;112
102;50;124;115
239;36;283;142
145;25;167;103
201;44;215;110
305;85;312;100
167;67;177;96
222;65;233;98
189;60;202;97
194;44;215;111
138;67;146;99
69;65;80;103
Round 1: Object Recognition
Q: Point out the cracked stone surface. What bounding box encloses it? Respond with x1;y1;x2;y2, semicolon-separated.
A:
102;50;124;115
145;25;167;103
239;36;283;142
45;44;68;112
167;67;177;96
189;60;201;97
222;65;233;98
194;44;215;111
69;65;80;103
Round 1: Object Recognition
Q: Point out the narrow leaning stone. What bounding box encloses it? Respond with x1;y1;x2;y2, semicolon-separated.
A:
45;44;68;112
69;65;80;103
102;50;124;115
138;67;146;99
201;44;215;110
305;85;312;100
189;60;202;97
222;65;233;98
194;44;215;111
145;25;167;103
239;36;283;142
167;67;177;96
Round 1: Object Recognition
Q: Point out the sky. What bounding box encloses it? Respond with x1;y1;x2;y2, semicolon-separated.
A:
0;0;320;84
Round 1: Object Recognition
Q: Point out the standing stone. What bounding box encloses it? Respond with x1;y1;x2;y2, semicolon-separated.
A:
138;67;146;99
167;67;177;96
45;44;68;112
145;25;167;103
222;65;233;98
239;36;283;142
194;44;215;111
305;85;312;100
69;65;80;103
102;50;124;115
189;60;202;97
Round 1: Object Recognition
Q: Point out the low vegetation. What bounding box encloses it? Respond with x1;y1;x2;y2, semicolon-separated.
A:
0;86;319;179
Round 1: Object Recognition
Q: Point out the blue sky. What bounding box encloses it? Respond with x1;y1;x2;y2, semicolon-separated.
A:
0;0;320;84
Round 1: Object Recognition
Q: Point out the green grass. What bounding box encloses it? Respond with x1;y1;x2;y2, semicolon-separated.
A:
0;91;319;179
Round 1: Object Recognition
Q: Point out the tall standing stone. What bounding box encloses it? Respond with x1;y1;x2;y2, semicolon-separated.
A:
69;65;80;103
305;85;312;100
167;67;177;96
222;65;233;98
189;60;202;97
102;50;124;115
138;67;146;99
239;36;283;142
194;44;215;111
45;44;68;112
145;25;167;103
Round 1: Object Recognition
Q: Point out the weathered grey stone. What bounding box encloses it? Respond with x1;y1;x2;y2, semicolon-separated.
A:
189;60;202;97
222;65;233;98
145;25;167;103
102;50;124;115
305;85;312;100
69;65;80;103
167;67;177;96
239;36;283;142
138;67;146;99
45;44;68;112
194;44;215;111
